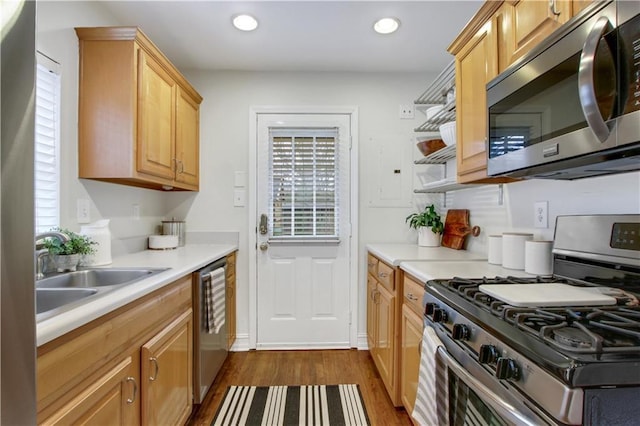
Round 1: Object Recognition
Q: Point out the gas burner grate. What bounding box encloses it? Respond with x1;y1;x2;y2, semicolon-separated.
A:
507;306;640;354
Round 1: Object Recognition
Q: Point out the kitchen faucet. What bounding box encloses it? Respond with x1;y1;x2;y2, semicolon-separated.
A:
35;231;70;280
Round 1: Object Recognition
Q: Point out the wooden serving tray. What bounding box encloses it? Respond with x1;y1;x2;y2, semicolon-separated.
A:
441;209;480;250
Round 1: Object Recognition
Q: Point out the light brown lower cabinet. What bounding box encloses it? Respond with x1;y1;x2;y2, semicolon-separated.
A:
226;251;237;349
37;276;193;425
141;310;193;425
401;304;423;417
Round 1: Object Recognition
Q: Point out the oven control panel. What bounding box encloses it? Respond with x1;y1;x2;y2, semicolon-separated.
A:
611;222;640;250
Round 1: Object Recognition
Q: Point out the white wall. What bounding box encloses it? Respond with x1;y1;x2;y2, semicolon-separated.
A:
172;70;433;344
37;1;169;254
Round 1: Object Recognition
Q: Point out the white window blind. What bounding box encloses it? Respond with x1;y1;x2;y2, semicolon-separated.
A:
269;128;339;240
35;53;61;234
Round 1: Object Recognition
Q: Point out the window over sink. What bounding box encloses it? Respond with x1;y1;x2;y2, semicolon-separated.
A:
34;51;60;233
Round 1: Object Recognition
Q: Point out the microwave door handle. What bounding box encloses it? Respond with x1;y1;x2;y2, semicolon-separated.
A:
436;346;541;426
578;16;613;143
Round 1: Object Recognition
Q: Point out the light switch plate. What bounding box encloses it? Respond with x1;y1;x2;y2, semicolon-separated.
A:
77;199;90;223
234;171;246;188
234;189;246;207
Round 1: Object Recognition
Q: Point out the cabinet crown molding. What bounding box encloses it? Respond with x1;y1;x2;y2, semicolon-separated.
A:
447;1;504;55
75;26;202;103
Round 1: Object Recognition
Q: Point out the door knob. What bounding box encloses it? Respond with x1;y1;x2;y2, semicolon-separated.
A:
259;242;269;251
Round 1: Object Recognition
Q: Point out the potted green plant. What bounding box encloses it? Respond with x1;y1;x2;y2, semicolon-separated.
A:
405;204;444;247
42;227;97;272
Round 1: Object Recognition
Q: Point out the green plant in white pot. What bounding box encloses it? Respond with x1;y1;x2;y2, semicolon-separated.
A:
405;204;444;247
42;227;97;272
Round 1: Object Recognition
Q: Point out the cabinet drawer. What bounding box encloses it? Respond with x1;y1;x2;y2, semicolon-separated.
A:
403;275;425;317
377;261;395;292
367;254;378;278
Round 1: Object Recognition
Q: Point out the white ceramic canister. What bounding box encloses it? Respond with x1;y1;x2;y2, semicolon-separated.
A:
80;219;112;266
525;240;554;275
501;232;534;270
487;235;503;265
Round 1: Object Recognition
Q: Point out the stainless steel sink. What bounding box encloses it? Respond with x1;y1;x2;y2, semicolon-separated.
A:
36;267;169;320
36;288;98;314
36;268;166;289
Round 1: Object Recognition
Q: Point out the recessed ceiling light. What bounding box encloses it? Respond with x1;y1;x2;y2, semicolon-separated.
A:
232;14;258;32
373;17;400;35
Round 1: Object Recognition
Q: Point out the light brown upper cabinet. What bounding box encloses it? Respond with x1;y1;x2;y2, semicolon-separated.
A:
76;27;202;191
502;0;572;65
449;3;513;184
447;0;588;184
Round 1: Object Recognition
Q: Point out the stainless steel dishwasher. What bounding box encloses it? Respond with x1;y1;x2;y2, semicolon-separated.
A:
193;257;227;404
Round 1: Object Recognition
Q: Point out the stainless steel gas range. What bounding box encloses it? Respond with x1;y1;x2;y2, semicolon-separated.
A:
422;215;640;425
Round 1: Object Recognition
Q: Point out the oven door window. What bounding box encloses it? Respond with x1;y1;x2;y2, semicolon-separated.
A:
448;373;509;426
488;33;616;159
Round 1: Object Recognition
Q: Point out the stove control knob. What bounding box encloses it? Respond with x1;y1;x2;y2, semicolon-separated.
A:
424;302;436;316
496;357;521;381
431;308;448;323
452;324;470;340
478;345;499;364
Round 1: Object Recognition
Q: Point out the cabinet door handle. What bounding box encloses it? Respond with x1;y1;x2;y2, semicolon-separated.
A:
378;272;388;279
125;376;137;404
418;339;422;356
405;293;418;301
149;357;159;381
549;0;561;16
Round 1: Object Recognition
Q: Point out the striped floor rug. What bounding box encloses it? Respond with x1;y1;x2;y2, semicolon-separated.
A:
212;384;370;426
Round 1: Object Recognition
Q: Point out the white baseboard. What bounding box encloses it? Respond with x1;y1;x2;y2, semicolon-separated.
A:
229;333;251;352
357;333;369;350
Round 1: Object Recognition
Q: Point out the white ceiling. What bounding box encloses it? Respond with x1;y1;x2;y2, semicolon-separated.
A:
98;1;483;73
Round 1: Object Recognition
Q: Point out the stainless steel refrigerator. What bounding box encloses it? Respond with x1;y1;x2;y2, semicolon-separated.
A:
1;1;37;423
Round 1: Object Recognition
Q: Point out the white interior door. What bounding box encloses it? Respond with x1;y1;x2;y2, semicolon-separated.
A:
256;113;351;349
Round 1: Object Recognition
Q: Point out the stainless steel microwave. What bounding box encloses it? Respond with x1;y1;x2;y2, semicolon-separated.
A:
486;1;640;180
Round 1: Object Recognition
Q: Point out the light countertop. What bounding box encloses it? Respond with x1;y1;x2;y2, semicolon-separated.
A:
366;243;487;266
401;260;536;284
37;243;237;347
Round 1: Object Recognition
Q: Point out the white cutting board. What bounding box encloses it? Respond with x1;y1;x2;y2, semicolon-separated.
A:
478;283;617;307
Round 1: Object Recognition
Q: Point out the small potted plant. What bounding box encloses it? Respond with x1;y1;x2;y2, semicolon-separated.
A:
405;204;444;247
42;227;97;272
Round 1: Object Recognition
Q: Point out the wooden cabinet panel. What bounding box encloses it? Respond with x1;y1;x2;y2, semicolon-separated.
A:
175;87;200;189
572;0;595;16
402;275;424;317
455;20;499;182
401;305;423;416
509;0;571;63
137;50;176;180
41;357;138;425
366;251;401;407
366;275;377;352
375;283;396;394
226;251;237;349
75;27;202;191
377;261;395;292
141;309;193;426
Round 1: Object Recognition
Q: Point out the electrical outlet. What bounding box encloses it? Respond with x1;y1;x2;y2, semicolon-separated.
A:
77;198;90;223
534;201;548;228
399;104;415;119
132;203;140;220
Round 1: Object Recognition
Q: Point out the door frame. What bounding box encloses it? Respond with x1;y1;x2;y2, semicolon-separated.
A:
248;105;359;350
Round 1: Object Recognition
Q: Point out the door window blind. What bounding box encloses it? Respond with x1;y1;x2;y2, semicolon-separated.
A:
35;53;61;234
269;128;339;240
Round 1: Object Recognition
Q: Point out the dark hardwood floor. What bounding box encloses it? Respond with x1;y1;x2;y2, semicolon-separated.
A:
188;349;413;425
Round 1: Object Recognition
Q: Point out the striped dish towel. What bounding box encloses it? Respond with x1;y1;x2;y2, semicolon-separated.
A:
412;326;448;426
206;268;226;334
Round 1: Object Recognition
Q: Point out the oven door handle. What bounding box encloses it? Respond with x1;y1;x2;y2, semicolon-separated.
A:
578;15;613;143
436;346;541;426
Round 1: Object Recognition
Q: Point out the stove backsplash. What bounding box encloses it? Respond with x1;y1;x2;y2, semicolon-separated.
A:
443;172;640;253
